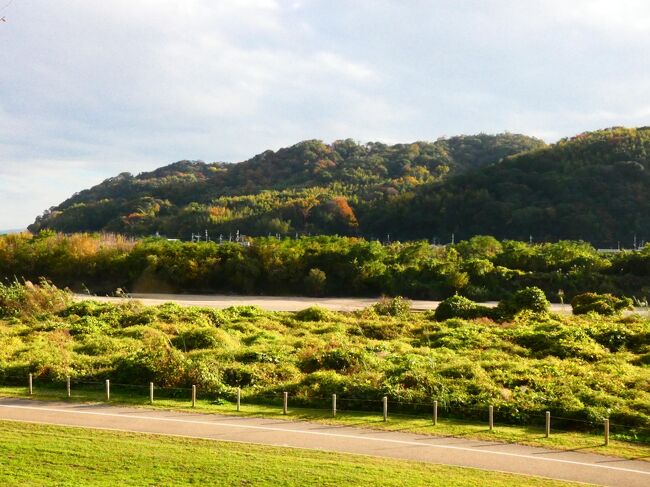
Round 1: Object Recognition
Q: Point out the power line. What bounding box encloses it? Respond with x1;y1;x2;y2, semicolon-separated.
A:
0;0;14;13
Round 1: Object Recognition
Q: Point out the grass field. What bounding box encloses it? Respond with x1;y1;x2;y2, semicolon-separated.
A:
0;419;582;486
2;383;649;461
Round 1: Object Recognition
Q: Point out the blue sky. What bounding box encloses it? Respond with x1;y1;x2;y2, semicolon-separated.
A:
1;0;649;229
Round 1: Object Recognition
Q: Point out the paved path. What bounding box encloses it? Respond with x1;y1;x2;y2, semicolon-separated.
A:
76;292;583;313
1;398;649;486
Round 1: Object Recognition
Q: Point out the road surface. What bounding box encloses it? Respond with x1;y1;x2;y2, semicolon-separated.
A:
1;398;649;486
76;292;584;313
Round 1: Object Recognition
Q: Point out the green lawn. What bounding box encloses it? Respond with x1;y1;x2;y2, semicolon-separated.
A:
2;383;649;462
0;420;582;486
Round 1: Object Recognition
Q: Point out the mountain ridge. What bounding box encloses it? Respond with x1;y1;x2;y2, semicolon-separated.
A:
29;127;650;244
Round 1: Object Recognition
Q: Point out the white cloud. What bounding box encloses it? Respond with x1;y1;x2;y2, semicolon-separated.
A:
0;0;649;228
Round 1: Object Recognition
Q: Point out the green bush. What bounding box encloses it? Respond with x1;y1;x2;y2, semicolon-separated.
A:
172;328;221;351
497;286;549;319
571;292;634;316
304;268;327;296
372;296;411;317
433;295;493;321
60;300;114;318
69;316;111;336
295;306;332;322
0;280;71;319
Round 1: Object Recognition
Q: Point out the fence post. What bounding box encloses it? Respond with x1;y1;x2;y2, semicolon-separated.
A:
332;394;337;417
433;400;438;426
604;419;610;446
105;379;110;401
237;387;241;412
489;405;494;431
66;376;71;398
545;411;551;438
383;396;388;422
28;373;33;395
283;392;288;415
192;385;196;408
150;382;154;404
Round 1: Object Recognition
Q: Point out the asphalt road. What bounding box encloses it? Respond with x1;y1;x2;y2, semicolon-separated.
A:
75;293;581;313
1;398;649;486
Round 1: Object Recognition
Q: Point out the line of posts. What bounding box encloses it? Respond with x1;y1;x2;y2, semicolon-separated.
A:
22;375;614;445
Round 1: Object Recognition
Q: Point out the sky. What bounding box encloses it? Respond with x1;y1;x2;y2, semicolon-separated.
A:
1;0;649;229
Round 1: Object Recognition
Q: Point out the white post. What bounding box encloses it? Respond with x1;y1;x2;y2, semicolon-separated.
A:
383;396;388;422
433;400;438;426
604;419;610;446
489;405;494;431
150;382;154;404
28;373;33;395
192;385;196;408
545;411;551;438
237;387;241;412
105;379;110;401
332;394;337;417
66;376;71;398
283;392;288;415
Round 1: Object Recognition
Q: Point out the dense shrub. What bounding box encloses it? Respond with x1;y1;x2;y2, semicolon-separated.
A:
172;328;221;351
0;280;71;318
1;232;649;301
496;286;549;319
372;296;411;317
0;282;649;429
69;316;111;336
433;295;493;321
295;306;332;322
571;292;634;316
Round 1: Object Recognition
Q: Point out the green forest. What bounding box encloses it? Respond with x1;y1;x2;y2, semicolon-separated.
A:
27;127;650;245
2;232;649;301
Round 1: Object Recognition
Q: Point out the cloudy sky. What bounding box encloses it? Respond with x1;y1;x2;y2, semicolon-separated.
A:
1;0;649;229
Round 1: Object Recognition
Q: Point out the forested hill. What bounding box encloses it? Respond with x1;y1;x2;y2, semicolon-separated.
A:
28;128;650;244
367;127;650;244
29;133;544;236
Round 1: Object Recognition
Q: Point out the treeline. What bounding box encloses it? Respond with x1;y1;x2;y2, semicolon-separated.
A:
28;134;545;237
1;233;649;300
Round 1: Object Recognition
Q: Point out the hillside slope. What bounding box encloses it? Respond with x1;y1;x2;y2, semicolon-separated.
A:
28;134;544;237
31;127;650;244
369;127;650;245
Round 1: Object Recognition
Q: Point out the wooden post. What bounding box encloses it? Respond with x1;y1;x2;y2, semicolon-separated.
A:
332;394;337;417
545;411;551;438
433;400;438;426
28;373;33;395
604;419;610;446
192;385;196;408
236;387;241;412
283;392;288;415
489;405;494;431
105;379;110;401
66;376;71;398
383;396;388;422
150;382;154;404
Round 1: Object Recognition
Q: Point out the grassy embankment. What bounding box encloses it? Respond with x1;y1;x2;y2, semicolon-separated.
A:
0;420;582;486
1;382;648;461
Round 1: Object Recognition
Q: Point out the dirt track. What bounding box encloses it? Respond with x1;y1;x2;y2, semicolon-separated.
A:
1;398;649;486
76;292;582;313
